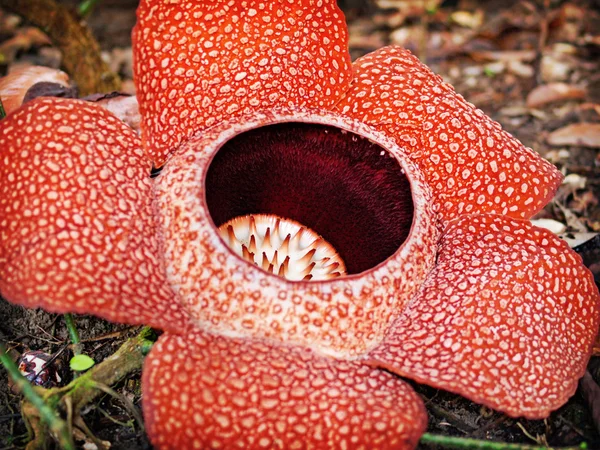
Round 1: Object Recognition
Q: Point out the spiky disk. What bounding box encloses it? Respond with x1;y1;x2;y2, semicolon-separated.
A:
219;214;346;281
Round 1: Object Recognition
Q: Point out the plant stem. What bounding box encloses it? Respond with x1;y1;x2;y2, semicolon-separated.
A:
78;0;98;18
54;326;155;411
419;433;587;450
0;343;75;450
0;98;6;119
63;314;81;356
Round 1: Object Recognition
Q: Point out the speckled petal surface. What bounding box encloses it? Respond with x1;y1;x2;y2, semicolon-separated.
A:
367;214;600;419
334;46;563;224
143;330;427;450
133;0;352;167
0;98;188;333
155;108;439;358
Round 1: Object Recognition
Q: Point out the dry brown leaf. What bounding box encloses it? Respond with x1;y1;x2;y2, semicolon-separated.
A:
530;218;567;235
450;10;484;29
0;27;50;63
85;93;141;133
0;66;70;115
547;123;600;148
506;60;534;78
579;103;600;116
582;34;600;47
468;49;537;63
526;83;587;108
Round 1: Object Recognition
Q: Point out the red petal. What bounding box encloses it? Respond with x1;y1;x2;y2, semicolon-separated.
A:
367;214;600;419
334;46;563;223
133;0;352;167
143;330;427;450
0;98;189;333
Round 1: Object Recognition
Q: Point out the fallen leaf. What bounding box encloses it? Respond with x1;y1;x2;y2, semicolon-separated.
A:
562;231;598;248
0;66;70;115
85;93;141;133
547;123;600;148
555;201;588;232
450;10;484;29
375;0;442;15
530;218;567;234
563;173;588;190
579;103;600;116
468;49;537;63
506;60;534;78
0;27;50;63
526;83;587;108
540;44;578;82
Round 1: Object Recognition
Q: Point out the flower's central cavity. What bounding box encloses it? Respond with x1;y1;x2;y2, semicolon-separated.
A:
206;122;414;276
218;214;346;281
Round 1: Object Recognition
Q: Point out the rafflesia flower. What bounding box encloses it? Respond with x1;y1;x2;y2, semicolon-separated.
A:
1;1;599;448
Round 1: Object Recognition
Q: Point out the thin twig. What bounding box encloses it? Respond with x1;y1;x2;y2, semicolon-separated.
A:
534;0;551;85
80;328;135;344
91;382;145;433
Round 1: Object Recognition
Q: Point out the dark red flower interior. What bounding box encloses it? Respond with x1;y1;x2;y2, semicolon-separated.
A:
205;123;414;275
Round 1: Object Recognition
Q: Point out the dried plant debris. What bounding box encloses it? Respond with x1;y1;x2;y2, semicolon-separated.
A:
547;123;600;148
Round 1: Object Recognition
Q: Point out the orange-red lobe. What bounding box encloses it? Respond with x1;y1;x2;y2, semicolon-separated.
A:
367;213;600;419
335;46;563;224
133;0;353;167
0;98;189;333
143;330;428;450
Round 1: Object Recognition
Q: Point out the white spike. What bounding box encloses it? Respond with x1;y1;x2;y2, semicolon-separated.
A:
218;214;347;281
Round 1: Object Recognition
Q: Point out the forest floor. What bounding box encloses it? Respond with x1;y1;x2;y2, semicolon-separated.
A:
1;0;600;449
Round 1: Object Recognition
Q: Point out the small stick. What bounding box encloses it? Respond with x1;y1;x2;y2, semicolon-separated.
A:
91;382;145;432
